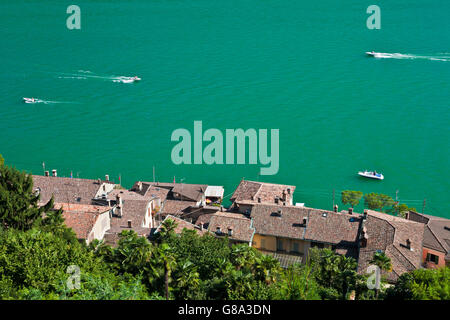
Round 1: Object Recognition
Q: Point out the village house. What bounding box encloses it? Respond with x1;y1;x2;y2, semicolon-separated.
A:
222;200;425;282
207;211;255;245
130;181;224;226
32;172;116;206
102;189;161;246
52;203;112;245
405;211;450;268
230;180;296;212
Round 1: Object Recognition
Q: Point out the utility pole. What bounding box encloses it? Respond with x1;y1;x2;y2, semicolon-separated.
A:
153;166;155;183
422;198;426;214
332;189;335;208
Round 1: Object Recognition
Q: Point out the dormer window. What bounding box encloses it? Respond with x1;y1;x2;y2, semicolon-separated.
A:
228;228;233;236
216;227;221;234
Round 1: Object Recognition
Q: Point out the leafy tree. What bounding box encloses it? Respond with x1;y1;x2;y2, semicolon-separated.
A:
0;162;56;231
370;252;392;272
388;203;417;218
364;193;394;211
166;229;231;280
386;267;450;300
309;248;358;300
341;190;363;208
275;264;321;300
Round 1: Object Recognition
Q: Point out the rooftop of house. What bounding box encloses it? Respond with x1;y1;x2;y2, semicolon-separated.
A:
32;174;115;205
160;199;198;217
230;180;296;204
249;203;361;245
108;198;151;236
358;210;425;282
155;215;210;236
53;203;111;240
207;211;255;243
131;181;209;202
406;211;450;259
130;181;170;201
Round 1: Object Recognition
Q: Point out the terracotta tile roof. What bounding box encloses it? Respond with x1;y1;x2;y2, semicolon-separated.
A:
231;180;295;205
208;212;255;243
53;203;111;240
109;199;150;234
161;200;197;216
32;175;114;205
156;215;210;236
131;181;209;202
130;181;170;201
407;211;450;258
358;210;425;282
249;204;360;244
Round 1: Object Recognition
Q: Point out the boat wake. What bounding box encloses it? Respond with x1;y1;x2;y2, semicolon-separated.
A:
368;52;450;62
23;98;79;105
57;71;140;83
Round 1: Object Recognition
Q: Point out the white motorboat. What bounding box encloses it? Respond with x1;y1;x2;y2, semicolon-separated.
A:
358;170;384;180
23;97;37;103
366;51;377;57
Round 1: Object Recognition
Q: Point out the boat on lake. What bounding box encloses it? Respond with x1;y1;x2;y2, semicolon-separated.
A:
358;170;384;180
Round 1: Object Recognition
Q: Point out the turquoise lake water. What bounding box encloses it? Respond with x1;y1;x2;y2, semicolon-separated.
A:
0;1;449;217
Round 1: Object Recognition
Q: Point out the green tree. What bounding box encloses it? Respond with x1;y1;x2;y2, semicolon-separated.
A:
364;193;394;212
388;203;417;218
386;267;450;300
0;162;56;231
370;252;392;272
341;190;363;208
309;248;358;300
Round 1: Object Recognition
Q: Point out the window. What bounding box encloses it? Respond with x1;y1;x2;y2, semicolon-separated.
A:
260;239;266;250
227;228;233;236
216;227;221;234
311;242;324;249
426;253;439;264
277;238;284;251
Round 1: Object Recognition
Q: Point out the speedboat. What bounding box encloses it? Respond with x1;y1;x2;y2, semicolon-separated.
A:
132;76;141;81
23;97;37;103
366;51;377;57
358;170;384;180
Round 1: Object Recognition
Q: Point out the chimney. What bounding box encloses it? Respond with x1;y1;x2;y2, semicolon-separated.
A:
116;195;123;217
334;204;338;213
127;220;132;228
406;239;411;250
360;226;368;247
52;169;57;177
257;197;261;203
287;188;291;194
363;209;368;219
105;174;109;181
44;171;49;177
199;223;204;231
348;207;353;215
220;206;224;212
137;181;143;192
275;197;279;204
302;217;307;225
